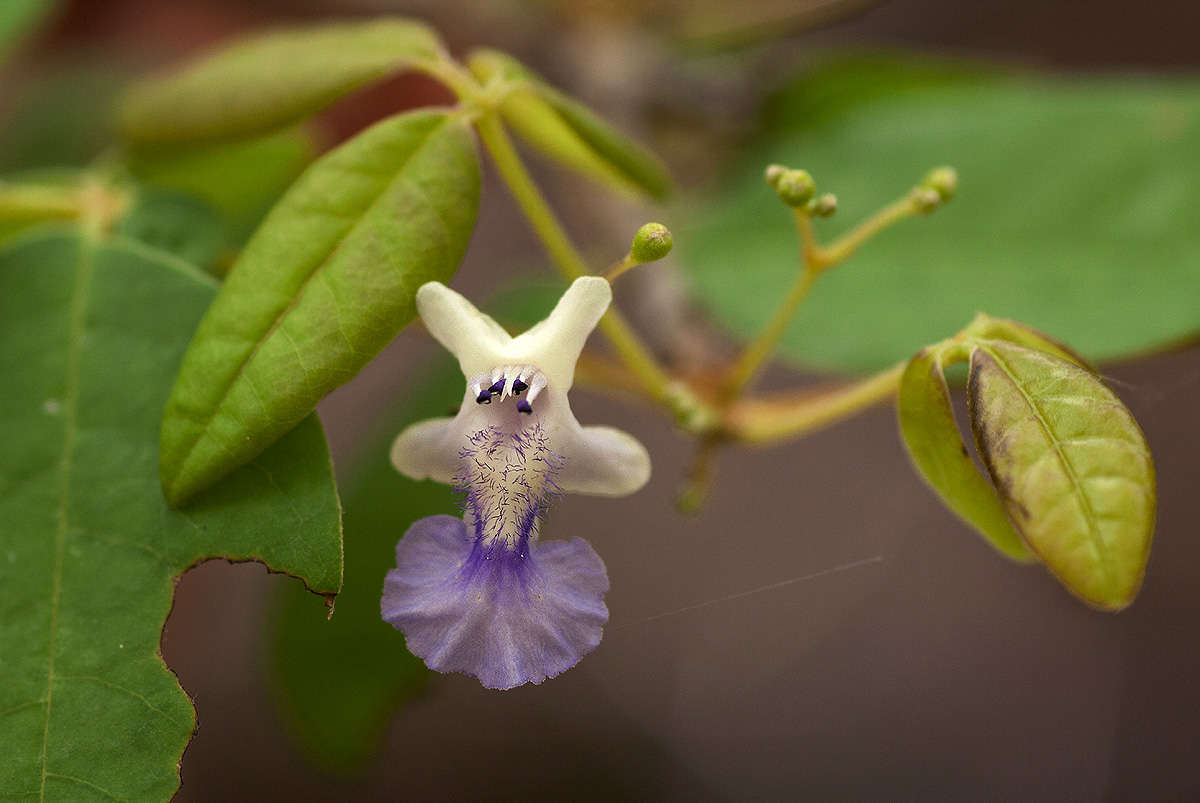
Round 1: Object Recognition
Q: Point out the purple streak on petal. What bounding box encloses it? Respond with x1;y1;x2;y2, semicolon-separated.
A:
455;425;560;553
381;515;609;689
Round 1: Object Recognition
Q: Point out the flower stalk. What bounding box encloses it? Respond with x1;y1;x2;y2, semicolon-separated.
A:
473;112;715;429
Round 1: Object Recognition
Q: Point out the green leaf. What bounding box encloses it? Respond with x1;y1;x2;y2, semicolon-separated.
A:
962;313;1093;371
0;65;128;173
119;18;444;146
0;228;341;800
159;109;480;506
467;49;671;199
127;127;315;245
115;187;227;272
898;345;1032;561
271;357;460;771
681;55;1200;373
967;339;1155;610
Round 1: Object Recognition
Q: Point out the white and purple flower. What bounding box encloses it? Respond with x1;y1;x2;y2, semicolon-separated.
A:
382;276;650;689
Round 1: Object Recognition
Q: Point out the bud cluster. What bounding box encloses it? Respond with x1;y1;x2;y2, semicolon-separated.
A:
764;163;838;218
910;166;958;214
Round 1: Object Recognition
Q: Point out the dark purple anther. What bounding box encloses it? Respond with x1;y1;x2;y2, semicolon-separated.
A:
476;391;492;404
516;399;532;414
488;380;505;394
512;379;529;395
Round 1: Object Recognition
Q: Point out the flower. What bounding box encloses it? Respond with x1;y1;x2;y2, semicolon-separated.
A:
382;276;651;689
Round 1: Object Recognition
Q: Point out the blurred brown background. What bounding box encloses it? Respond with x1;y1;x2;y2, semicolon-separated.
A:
8;0;1200;800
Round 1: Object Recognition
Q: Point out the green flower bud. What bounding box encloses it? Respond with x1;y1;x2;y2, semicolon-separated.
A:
764;164;788;189
631;222;673;263
807;193;837;218
922;166;958;201
773;169;816;207
911;187;943;214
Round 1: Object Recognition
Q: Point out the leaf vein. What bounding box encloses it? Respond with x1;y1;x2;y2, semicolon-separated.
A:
43;772;128;801
55;675;189;728
0;699;46;719
39;235;96;802
984;346;1114;590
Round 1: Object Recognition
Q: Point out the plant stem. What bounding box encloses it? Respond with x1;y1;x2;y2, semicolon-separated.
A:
0;183;83;222
604;253;638;283
677;435;721;513
722;264;817;400
474;113;712;425
724;361;906;443
811;195;916;269
474;114;589;279
722;193;920;400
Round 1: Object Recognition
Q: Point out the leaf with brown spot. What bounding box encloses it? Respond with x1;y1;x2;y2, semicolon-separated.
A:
968;339;1155;610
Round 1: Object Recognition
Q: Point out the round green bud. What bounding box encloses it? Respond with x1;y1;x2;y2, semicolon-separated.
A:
808;193;837;218
773;169;816;207
922;166;958;201
764;163;789;189
911;187;943;214
631;222;673;263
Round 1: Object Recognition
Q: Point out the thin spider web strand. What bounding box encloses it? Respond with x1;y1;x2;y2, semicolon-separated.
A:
612;554;885;631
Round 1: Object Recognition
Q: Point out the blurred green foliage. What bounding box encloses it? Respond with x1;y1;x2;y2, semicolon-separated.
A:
682;55;1200;373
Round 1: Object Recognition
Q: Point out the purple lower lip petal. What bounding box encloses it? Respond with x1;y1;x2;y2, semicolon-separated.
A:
382;424;608;689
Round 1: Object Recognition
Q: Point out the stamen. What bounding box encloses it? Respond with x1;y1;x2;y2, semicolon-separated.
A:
488;380;505;395
470;373;495;405
512;379;529;395
526;373;547;405
517;399;532;414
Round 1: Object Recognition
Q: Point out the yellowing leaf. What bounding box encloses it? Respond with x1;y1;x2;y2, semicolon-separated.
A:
898;346;1032;561
968;340;1155;609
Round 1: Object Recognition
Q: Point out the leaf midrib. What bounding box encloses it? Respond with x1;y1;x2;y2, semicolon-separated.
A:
39;233;96;801
980;343;1114;593
169;112;456;497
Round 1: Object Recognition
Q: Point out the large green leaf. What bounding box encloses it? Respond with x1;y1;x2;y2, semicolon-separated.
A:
0;228;342;801
967;339;1155;609
159;109;480;506
114;187;227;272
271;358;459;771
467;49;671;199
0;66;128;173
127;127;315;246
897;345;1031;561
682;56;1200;373
119;18;444;146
